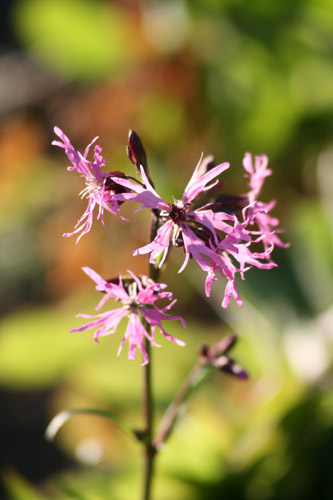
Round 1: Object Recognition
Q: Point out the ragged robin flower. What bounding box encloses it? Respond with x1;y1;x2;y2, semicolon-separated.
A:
242;153;290;251
111;152;286;307
52;127;130;243
71;267;186;365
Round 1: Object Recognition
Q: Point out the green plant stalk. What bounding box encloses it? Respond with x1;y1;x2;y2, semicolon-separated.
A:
142;337;156;500
142;213;160;500
154;362;215;449
45;408;137;442
141;214;216;498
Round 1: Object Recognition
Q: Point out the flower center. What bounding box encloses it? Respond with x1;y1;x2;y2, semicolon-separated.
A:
80;178;102;199
169;203;187;223
128;302;139;314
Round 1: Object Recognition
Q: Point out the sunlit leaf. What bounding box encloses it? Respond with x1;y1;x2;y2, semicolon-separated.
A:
13;0;133;81
45;408;136;442
3;470;48;500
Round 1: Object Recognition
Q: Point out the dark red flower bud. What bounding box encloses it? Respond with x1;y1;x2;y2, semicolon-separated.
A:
215;358;248;380
199;335;248;380
127;130;148;173
104;171;129;194
209;335;239;357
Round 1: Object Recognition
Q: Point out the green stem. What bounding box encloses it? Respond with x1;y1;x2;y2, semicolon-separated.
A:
142;213;160;500
154;363;214;449
142;337;155;500
148;213;161;283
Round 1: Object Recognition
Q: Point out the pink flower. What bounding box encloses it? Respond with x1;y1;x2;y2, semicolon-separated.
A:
52;127;127;243
243;153;272;201
112;152;287;308
71;267;186;365
112;155;233;268
242;153;290;251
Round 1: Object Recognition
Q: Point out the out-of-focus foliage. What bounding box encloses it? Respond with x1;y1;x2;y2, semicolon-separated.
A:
13;0;134;81
0;0;333;499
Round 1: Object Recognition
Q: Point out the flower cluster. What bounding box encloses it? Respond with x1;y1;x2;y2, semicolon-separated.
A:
54;127;287;362
242;153;289;252
71;267;186;365
112;151;288;307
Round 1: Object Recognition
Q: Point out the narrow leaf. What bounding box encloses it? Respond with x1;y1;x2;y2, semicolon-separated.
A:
45;408;136;441
183;364;215;402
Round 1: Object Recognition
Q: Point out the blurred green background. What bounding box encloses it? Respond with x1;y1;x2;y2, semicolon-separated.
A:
0;0;333;499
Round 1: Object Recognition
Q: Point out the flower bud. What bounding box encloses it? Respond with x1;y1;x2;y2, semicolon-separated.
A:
104;171;129;194
215;358;248;379
199;335;248;380
127;130;148;173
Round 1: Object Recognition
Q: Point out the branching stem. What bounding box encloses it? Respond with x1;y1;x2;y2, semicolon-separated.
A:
154;362;214;449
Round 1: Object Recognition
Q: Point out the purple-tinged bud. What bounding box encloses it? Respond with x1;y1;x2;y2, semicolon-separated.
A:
198;343;209;358
209;335;239;357
104;171;129;195
198;335;248;380
127;130;148;173
214;357;248;380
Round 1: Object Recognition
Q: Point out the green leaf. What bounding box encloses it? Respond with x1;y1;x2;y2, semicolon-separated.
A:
45;408;137;442
2;470;48;500
13;0;132;81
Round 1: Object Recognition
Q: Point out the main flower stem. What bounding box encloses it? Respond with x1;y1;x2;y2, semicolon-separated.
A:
142;214;160;500
142;337;155;500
